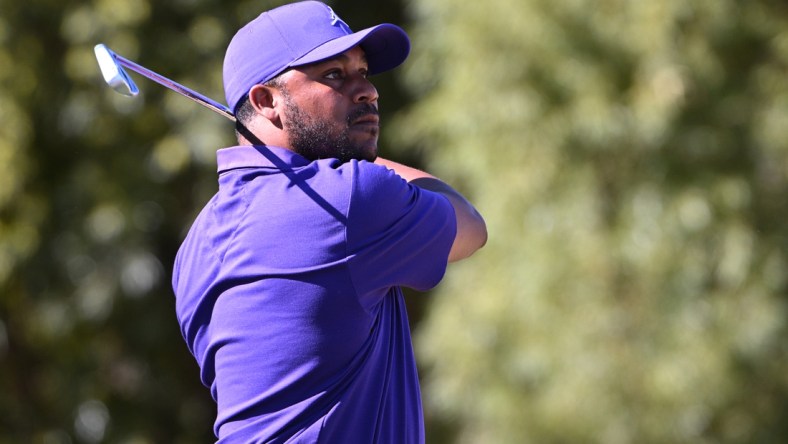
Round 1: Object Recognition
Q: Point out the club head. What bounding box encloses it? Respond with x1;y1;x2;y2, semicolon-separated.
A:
94;44;139;97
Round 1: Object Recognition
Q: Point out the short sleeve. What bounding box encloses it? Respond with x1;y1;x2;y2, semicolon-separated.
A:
346;161;457;295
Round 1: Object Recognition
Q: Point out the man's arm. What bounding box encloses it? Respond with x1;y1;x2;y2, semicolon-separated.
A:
375;157;487;263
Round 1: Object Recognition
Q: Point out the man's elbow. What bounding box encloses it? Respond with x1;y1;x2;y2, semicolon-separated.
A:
448;215;488;263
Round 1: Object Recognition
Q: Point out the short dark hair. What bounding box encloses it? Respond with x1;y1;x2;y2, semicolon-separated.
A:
234;96;256;127
234;74;286;139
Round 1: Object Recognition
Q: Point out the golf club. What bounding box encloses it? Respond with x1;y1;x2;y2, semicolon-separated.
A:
94;43;236;122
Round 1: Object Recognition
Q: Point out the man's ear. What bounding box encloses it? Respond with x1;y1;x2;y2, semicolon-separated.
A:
248;84;280;122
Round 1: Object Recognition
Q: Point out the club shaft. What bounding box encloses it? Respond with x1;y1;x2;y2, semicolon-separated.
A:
114;54;236;122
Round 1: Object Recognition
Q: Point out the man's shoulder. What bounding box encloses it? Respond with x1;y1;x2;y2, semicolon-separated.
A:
347;159;408;190
308;158;407;196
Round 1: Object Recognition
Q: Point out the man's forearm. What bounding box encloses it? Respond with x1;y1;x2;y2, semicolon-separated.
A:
374;157;437;182
375;157;487;262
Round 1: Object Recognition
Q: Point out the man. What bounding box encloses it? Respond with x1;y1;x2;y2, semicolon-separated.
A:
172;1;487;442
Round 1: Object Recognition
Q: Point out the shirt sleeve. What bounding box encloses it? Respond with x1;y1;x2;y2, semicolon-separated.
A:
345;160;457;295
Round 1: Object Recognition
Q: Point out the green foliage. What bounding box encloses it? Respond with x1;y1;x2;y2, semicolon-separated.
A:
3;0;787;442
394;0;788;442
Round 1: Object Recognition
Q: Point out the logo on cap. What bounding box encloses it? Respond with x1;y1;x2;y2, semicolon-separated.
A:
326;6;351;33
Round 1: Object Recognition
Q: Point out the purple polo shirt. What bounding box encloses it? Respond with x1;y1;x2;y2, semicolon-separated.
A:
172;145;456;443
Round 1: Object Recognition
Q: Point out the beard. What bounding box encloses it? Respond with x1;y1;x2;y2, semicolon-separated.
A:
280;88;378;163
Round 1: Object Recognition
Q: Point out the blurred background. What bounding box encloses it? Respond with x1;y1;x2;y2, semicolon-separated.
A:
1;0;787;442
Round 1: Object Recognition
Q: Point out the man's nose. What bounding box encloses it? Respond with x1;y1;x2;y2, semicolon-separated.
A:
353;76;379;104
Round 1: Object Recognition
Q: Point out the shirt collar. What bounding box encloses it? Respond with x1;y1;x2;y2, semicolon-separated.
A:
217;145;312;173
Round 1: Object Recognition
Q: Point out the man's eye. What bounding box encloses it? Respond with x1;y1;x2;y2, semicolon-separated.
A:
325;70;343;80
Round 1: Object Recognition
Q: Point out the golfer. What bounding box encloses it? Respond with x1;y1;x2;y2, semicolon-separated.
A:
172;1;487;442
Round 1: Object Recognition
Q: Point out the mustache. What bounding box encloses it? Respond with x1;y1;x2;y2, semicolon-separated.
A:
346;104;379;125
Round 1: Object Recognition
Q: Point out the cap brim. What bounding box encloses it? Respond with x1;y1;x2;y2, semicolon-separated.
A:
289;23;410;75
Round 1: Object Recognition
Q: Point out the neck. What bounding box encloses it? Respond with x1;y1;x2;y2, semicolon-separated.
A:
236;120;292;149
236;123;269;147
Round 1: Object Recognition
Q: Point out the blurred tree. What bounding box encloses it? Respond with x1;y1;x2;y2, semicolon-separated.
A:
394;0;788;443
0;0;410;442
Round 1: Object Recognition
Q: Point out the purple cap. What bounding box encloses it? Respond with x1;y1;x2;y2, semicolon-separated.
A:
223;1;410;113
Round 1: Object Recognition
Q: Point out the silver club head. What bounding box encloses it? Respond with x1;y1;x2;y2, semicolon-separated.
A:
94;44;139;97
93;43;235;121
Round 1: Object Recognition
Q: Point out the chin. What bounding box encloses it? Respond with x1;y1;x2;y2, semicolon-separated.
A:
342;137;377;162
359;145;378;162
